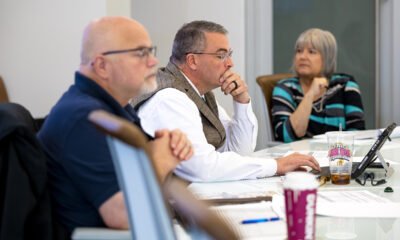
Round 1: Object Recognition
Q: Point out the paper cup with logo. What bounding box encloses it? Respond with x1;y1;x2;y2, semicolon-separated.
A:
283;172;318;240
326;132;354;185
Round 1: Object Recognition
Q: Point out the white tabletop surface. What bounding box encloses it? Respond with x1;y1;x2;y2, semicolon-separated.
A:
253;136;400;240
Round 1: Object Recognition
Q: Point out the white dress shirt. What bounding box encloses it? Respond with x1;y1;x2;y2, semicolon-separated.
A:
138;83;278;182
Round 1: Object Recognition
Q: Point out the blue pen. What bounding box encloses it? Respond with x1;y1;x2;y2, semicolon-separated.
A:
241;217;280;224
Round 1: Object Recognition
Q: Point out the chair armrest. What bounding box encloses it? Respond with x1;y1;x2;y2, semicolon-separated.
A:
71;227;131;240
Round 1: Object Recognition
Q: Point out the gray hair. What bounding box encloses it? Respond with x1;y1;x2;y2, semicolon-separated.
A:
170;20;228;64
292;28;337;77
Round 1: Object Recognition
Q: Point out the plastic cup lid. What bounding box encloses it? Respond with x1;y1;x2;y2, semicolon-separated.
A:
283;172;319;190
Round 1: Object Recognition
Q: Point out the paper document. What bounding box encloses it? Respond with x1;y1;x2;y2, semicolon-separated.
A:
313;129;379;140
272;190;400;218
188;178;282;200
318;190;391;204
317;190;400;218
212;202;286;239
313;127;400;140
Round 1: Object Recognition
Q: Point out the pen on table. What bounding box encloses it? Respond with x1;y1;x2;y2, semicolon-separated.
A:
241;217;280;224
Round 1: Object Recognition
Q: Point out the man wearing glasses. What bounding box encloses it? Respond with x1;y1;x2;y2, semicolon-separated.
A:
37;16;193;234
134;20;320;182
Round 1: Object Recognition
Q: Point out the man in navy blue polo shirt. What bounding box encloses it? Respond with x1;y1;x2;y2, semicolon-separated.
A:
37;16;193;234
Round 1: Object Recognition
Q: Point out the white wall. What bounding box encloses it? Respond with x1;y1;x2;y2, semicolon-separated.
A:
378;0;400;127
1;0;399;133
0;0;130;117
132;0;245;116
0;0;244;117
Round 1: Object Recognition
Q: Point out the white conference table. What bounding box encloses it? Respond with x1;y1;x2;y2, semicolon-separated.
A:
73;136;400;240
252;137;400;240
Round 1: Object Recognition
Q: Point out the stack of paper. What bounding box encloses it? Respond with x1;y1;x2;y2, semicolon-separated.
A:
272;190;400;218
317;190;400;218
313;126;400;140
212;202;286;239
188;177;283;201
313;129;379;140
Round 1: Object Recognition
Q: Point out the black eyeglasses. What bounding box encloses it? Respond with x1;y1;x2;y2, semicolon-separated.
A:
355;172;386;186
101;46;157;59
186;49;233;62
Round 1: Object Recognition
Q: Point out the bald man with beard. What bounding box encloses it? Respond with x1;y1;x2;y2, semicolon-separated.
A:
37;16;193;234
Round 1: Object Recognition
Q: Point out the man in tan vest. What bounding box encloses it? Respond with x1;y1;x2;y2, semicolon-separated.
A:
135;20;320;181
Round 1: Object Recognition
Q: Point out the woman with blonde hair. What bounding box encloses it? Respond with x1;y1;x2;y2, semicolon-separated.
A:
272;28;365;143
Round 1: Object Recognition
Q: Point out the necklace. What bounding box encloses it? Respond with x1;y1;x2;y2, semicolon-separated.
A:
312;94;326;113
300;80;327;113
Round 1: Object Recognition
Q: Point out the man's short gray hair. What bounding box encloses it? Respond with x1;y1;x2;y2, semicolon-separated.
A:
171;20;228;64
293;28;337;77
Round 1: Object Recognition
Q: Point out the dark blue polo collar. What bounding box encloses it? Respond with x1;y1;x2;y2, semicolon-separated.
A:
74;71;144;132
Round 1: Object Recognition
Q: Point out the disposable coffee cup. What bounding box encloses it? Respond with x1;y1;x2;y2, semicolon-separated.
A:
283;172;318;240
326;132;354;185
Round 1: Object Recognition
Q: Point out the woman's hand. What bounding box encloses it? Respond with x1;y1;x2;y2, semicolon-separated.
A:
308;77;328;100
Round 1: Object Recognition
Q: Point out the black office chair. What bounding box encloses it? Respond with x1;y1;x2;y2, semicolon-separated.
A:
0;103;67;240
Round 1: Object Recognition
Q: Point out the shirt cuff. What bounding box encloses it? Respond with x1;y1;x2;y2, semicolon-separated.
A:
260;158;278;177
233;99;253;118
245;157;278;178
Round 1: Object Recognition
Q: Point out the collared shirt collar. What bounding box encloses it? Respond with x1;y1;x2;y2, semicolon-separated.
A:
179;71;205;99
74;71;140;123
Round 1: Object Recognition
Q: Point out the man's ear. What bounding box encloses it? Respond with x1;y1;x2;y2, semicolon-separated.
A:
185;54;198;71
92;56;109;78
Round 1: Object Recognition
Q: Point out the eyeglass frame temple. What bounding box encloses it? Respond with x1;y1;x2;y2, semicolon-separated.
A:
101;46;157;56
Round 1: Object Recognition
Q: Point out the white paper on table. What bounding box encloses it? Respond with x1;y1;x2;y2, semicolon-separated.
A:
313;126;400;141
273;190;400;218
317;190;400;218
313;129;379;140
211;201;286;239
310;138;376;146
188;177;282;200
